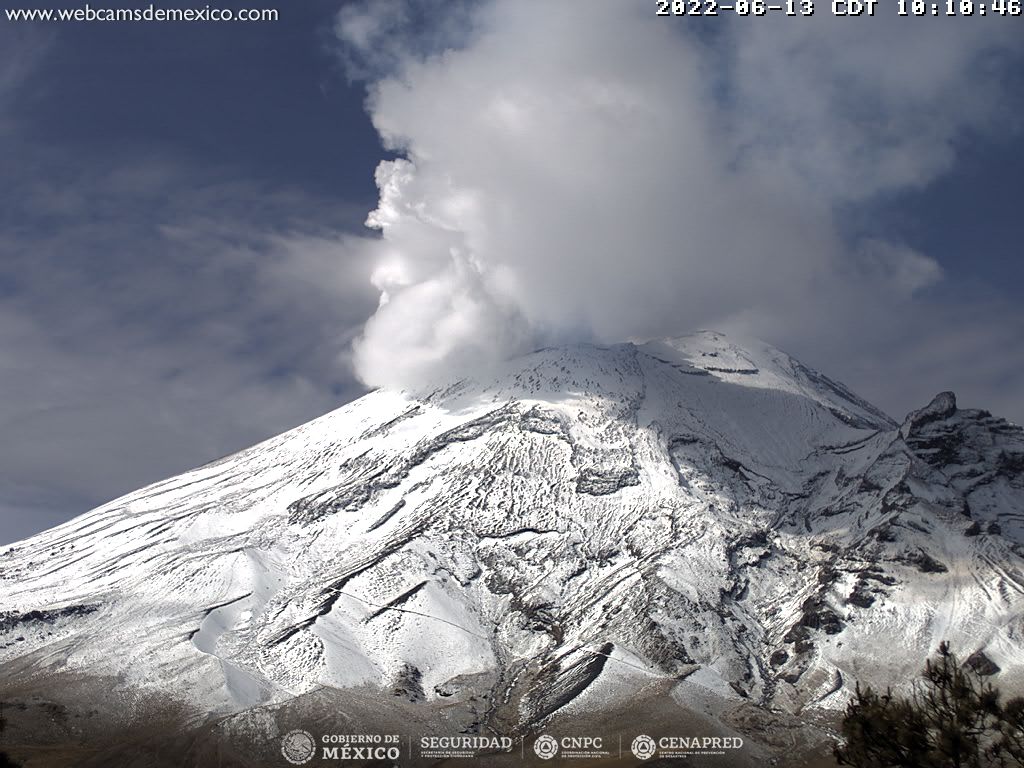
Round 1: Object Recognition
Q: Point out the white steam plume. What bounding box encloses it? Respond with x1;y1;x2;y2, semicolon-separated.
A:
339;0;1022;394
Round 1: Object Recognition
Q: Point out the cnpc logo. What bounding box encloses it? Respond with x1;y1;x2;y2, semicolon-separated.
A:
533;734;559;760
533;733;605;760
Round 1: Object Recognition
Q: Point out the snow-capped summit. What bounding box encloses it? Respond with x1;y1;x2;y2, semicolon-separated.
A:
1;332;1022;731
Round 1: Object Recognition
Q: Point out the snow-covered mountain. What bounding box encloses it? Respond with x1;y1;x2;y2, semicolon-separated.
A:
2;331;1023;732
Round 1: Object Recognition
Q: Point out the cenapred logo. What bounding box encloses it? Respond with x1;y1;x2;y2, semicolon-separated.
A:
631;734;657;760
280;729;316;765
631;733;744;760
533;734;559;760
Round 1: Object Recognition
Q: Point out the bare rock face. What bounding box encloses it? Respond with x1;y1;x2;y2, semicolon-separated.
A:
902;391;958;438
1;331;1023;733
391;663;426;702
966;650;1001;677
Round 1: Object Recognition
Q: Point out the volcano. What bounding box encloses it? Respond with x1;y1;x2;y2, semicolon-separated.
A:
2;331;1023;764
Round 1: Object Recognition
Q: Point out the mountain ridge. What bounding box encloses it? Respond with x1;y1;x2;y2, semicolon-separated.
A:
1;331;1022;738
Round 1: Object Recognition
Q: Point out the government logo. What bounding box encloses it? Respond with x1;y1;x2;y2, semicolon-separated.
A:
281;729;316;765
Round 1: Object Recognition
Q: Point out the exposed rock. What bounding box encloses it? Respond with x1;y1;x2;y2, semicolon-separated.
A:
899;549;948;574
0;605;99;634
391;663;425;702
965;650;1001;677
798;596;844;635
901;391;957;439
846;582;876;608
575;466;640;496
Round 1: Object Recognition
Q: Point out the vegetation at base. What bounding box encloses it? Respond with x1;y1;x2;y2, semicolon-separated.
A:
836;642;1024;767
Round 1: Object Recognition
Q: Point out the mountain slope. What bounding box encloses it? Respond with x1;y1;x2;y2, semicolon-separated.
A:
1;331;1022;732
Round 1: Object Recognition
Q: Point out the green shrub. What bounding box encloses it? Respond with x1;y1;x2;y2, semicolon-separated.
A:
836;643;1024;767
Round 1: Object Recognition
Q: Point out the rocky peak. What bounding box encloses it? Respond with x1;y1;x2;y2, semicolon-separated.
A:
901;391;957;439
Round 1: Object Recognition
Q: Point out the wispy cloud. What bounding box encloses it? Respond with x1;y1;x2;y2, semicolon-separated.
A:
0;25;51;134
0;147;377;543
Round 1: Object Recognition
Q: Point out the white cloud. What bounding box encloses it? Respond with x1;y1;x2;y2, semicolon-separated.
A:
724;14;1021;200
342;0;1022;395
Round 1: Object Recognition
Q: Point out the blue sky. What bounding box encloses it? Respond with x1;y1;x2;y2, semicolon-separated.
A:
0;0;1021;544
